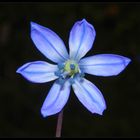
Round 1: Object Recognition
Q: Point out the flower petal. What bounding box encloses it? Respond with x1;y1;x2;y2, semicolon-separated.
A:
41;80;71;117
16;61;58;83
31;22;69;63
79;54;131;76
72;78;106;115
69;19;96;61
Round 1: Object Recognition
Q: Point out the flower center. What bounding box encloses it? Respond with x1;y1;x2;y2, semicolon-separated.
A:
64;60;79;76
54;59;84;85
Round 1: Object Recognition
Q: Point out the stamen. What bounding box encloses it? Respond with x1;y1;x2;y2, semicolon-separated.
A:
58;63;64;69
62;71;69;78
54;71;62;77
57;77;65;85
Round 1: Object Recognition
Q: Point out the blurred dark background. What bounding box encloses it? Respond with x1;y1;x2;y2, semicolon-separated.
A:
0;2;139;138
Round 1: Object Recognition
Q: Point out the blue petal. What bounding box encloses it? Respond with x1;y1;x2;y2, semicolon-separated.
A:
16;61;58;83
31;22;69;63
72;78;106;115
69;19;96;61
79;54;131;76
41;80;71;117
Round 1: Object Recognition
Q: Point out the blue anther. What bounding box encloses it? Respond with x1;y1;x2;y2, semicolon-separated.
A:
54;71;61;77
58;63;64;69
70;64;75;70
58;78;65;85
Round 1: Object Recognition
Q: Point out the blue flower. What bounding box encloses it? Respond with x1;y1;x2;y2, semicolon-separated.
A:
16;19;131;117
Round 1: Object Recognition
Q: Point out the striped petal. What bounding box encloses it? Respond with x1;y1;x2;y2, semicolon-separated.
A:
79;54;131;76
69;19;96;61
16;61;58;83
41;80;71;117
31;22;69;63
72;78;106;115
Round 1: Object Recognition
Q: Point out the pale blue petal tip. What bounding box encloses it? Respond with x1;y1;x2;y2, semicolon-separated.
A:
81;18;95;31
30;22;36;34
41;109;47;118
41;109;62;118
98;111;103;116
81;18;89;25
78;18;88;25
125;57;131;66
16;68;21;74
16;65;26;74
82;18;87;22
30;21;39;31
99;108;106;115
93;106;106;116
94;110;104;116
30;21;36;27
